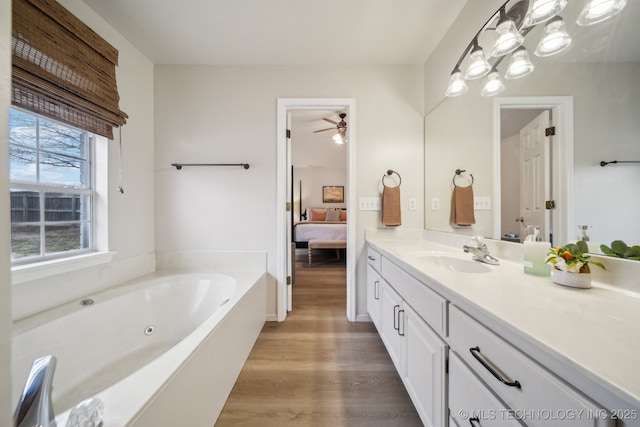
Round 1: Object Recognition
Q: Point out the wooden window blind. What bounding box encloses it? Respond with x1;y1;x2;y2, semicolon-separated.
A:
11;0;128;139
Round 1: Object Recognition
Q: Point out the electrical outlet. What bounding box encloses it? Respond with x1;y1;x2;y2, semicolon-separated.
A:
431;198;440;210
359;197;381;211
474;196;491;210
408;198;417;211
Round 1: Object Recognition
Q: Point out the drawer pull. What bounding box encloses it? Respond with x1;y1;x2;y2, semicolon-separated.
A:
469;417;481;426
469;346;521;389
374;281;379;300
368;255;376;261
398;309;405;336
393;304;400;330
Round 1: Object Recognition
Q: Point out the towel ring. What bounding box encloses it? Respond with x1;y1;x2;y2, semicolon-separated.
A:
382;169;401;187
453;169;474;187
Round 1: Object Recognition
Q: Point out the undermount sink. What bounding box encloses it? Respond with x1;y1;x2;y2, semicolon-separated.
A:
406;251;493;273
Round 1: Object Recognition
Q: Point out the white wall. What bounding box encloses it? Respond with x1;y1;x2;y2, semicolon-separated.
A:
11;0;156;319
154;65;425;319
500;133;520;239
0;0;12;422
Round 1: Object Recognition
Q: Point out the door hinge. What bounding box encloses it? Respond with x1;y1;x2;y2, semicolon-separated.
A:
286;276;291;285
286;129;291;139
545;126;556;136
286;202;291;211
545;200;556;209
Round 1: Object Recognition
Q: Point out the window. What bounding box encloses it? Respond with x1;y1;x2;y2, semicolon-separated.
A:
10;108;93;264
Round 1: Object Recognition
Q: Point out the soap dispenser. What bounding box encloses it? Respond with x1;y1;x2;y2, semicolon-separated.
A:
523;225;551;276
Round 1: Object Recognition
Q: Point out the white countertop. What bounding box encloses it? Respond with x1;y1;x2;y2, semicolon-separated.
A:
366;236;640;416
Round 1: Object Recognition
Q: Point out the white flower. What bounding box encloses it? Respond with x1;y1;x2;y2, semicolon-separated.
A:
565;261;584;273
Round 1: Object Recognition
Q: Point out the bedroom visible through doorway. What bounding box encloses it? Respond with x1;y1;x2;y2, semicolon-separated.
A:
276;98;356;322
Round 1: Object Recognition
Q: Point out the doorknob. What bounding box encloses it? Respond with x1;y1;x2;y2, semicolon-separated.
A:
515;216;524;223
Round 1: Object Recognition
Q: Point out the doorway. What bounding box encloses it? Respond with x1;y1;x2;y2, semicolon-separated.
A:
276;98;356;322
493;96;574;245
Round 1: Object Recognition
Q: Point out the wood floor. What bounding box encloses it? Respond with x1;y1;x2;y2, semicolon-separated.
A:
215;249;422;426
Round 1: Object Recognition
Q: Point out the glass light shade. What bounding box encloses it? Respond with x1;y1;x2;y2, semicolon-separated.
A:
445;71;468;97
491;20;525;57
535;17;572;57
577;0;626;26
332;133;344;144
505;47;535;79
523;0;568;27
481;71;505;97
465;48;491;80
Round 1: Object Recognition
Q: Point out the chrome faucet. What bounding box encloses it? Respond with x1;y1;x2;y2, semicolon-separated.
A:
463;236;500;265
14;355;57;427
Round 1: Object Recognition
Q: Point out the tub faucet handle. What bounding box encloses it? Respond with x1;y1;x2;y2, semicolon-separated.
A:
14;355;57;427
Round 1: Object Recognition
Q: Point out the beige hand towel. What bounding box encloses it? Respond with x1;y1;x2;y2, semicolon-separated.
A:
382;185;401;227
449;185;475;226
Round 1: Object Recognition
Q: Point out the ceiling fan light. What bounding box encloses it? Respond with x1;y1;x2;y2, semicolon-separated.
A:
523;0;568;27
505;47;535;79
491;19;525;57
577;0;627;26
535;16;572;57
481;71;505;97
333;133;344;145
465;46;492;80
445;70;468;97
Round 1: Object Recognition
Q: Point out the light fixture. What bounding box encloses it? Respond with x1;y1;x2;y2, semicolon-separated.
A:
465;40;492;80
491;7;525;57
535;16;572;57
332;133;344;145
505;46;535;79
481;69;506;96
445;69;468;97
523;0;568;27
577;0;626;26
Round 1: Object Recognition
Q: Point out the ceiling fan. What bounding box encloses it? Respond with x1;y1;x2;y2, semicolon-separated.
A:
314;113;347;140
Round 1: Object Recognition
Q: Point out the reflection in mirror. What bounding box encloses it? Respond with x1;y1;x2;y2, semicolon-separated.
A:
424;0;640;248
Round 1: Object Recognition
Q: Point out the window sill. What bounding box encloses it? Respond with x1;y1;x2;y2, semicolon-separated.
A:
11;251;116;285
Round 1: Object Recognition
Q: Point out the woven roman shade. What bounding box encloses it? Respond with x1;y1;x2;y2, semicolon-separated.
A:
11;0;127;139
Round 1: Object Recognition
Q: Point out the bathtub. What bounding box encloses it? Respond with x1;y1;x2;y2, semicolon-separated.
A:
12;270;266;426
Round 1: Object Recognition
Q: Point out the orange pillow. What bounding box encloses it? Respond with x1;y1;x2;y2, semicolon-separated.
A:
309;208;326;221
339;210;347;221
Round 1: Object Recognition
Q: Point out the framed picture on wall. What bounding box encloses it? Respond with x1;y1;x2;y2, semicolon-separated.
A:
322;186;344;203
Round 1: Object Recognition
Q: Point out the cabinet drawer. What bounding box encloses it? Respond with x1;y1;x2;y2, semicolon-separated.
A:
382;257;447;336
449;305;613;427
449;352;523;427
367;246;382;273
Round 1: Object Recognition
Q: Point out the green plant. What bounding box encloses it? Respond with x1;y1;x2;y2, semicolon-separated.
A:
600;240;640;261
546;240;605;273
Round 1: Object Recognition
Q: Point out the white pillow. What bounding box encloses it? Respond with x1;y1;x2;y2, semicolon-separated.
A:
325;208;340;221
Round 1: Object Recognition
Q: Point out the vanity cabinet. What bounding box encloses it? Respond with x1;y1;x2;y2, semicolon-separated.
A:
449;305;614;427
366;243;619;427
367;247;448;427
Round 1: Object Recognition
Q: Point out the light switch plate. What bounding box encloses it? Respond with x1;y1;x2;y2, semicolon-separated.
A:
359;197;381;211
474;196;491;210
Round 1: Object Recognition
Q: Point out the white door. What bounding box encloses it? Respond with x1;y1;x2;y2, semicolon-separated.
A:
286;113;293;312
520;110;551;241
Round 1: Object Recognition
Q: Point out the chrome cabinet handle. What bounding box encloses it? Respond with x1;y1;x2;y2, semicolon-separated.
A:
398;309;405;336
469;346;521;388
367;255;376;261
393;304;400;330
374;280;379;300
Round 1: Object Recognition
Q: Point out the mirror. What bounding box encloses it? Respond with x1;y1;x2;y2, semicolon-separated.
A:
424;1;640;248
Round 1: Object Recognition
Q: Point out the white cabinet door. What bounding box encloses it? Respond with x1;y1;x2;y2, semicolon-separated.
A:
379;280;403;373
402;303;447;427
366;265;382;330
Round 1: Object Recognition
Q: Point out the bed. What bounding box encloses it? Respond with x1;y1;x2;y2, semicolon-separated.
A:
293;208;347;247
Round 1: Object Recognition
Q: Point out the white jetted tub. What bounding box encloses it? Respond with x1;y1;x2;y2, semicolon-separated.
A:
12;270;266;426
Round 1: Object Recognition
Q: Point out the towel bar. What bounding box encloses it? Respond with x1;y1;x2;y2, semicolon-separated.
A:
171;163;250;170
